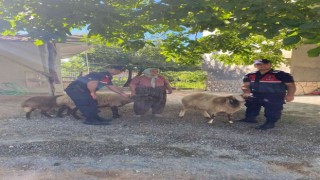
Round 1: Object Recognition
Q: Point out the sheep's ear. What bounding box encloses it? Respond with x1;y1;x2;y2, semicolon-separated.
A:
225;96;233;101
214;97;227;103
232;95;245;102
227;96;237;102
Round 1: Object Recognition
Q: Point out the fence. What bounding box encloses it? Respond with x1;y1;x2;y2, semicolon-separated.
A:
61;71;129;89
0;82;29;95
61;72;80;89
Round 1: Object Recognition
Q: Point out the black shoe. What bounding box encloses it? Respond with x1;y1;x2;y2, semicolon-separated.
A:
97;116;113;122
255;122;275;130
112;114;121;119
237;118;258;123
83;119;111;125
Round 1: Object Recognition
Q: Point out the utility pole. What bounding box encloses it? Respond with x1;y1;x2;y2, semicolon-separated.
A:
85;51;90;74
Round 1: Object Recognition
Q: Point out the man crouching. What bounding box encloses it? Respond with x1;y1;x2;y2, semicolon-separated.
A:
65;65;129;125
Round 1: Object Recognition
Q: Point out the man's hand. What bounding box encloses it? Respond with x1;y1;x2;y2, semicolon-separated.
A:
241;83;251;99
285;83;296;102
285;95;294;102
90;92;97;99
242;92;251;99
87;81;98;100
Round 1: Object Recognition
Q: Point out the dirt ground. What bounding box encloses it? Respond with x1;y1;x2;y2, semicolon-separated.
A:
0;90;319;180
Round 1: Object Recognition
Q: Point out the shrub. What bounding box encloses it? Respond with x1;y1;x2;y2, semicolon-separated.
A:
161;71;207;90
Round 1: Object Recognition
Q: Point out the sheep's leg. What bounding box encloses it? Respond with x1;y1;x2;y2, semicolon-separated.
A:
41;110;53;118
111;106;121;118
178;108;186;117
26;108;35;119
56;107;64;117
71;108;82;119
66;107;72;115
201;111;211;118
65;107;72;115
207;114;215;124
227;114;234;124
57;106;69;118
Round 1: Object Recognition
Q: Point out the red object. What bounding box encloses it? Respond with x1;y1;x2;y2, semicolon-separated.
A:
307;89;320;95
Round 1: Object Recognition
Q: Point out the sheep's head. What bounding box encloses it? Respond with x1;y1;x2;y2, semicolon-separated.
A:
226;95;243;108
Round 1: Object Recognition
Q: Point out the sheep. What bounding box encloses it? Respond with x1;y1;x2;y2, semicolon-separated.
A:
21;95;62;119
56;93;133;119
178;92;244;124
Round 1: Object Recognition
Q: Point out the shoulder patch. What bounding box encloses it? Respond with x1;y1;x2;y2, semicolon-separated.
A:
101;76;111;84
272;70;282;73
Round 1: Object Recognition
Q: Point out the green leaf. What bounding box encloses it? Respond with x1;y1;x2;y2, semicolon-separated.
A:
34;39;44;46
299;22;320;30
1;30;16;36
237;32;250;39
299;32;317;39
307;46;320;57
283;19;303;27
283;35;301;46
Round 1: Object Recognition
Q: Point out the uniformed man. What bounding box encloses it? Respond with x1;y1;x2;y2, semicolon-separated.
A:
239;59;296;130
65;66;129;125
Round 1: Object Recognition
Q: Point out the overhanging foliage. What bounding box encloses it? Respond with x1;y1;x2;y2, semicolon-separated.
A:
1;0;319;66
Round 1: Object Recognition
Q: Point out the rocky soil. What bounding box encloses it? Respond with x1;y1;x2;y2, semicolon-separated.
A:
0;91;319;180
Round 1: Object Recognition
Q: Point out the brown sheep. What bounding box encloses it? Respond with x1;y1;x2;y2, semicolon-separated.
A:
56;93;133;119
178;93;244;124
21;95;62;119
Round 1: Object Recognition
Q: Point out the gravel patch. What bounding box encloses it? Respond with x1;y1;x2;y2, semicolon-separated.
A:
0;91;319;179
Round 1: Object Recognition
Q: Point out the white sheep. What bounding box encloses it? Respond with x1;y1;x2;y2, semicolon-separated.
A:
56;93;133;119
21;95;62;119
178;92;244;124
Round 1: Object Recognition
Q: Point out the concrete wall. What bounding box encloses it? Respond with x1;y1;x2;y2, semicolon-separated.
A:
291;45;320;81
0;41;63;95
290;45;320;95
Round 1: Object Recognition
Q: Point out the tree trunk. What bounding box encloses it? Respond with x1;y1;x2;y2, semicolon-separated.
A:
47;41;60;95
39;45;49;75
123;69;144;87
123;69;133;87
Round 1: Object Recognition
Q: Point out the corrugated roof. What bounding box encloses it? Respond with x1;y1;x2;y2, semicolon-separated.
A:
0;35;90;58
0;35;30;42
0;35;83;43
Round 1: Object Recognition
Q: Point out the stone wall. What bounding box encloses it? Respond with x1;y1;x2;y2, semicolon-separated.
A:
202;53;252;93
295;82;320;95
203;53;319;95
